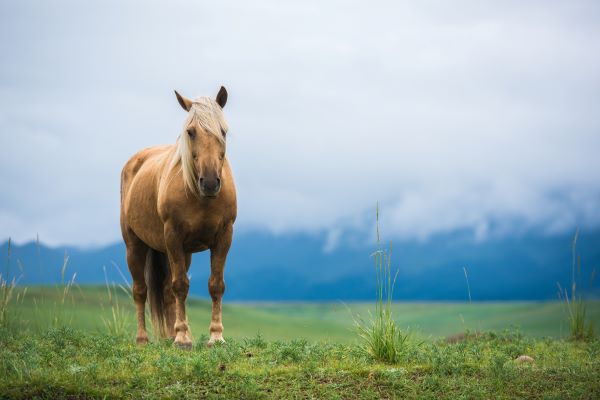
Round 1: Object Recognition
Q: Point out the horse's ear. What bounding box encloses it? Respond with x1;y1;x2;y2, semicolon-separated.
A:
216;86;228;108
174;90;193;112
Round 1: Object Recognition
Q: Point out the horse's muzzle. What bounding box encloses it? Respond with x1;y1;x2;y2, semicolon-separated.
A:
199;176;221;197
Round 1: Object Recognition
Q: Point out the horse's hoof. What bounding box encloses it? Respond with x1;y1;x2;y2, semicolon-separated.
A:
207;338;226;348
136;337;149;346
174;341;193;351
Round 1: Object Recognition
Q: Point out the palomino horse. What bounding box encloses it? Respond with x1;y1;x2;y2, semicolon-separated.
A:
120;87;236;349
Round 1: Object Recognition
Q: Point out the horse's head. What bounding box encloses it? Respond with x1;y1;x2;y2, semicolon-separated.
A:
174;87;228;198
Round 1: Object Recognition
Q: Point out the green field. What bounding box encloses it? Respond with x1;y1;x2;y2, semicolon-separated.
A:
8;286;600;342
2;286;599;399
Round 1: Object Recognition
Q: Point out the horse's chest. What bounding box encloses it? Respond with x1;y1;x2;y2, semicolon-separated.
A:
180;213;224;252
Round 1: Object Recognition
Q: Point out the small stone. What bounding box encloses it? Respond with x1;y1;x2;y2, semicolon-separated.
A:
515;355;534;363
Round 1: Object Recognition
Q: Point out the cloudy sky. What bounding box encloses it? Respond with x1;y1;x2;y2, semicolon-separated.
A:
1;0;599;247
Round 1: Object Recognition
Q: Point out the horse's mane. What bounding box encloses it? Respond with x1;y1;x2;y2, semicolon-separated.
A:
170;97;228;196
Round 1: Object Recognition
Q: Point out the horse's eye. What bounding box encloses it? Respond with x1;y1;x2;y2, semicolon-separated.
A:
187;128;196;139
192;153;198;160
219;153;225;161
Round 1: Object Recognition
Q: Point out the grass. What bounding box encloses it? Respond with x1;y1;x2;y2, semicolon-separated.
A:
2;282;599;399
558;229;595;341
0;273;24;329
49;251;77;328
1;325;598;399
6;286;600;342
355;205;412;363
1;238;27;330
100;263;133;337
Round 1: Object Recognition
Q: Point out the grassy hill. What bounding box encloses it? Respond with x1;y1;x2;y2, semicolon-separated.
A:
2;286;599;398
1;327;599;399
7;286;600;342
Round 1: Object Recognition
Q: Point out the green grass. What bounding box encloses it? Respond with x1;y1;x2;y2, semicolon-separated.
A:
1;326;599;399
2;286;600;398
8;286;600;342
557;229;596;341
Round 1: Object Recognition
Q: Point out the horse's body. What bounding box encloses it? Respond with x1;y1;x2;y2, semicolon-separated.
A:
120;87;235;349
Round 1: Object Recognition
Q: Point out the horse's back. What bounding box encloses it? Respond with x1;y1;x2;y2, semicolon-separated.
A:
121;145;171;198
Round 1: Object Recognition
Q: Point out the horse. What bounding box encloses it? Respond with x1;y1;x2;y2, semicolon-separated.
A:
120;86;236;349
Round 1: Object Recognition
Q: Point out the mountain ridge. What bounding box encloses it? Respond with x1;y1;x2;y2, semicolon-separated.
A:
1;230;599;301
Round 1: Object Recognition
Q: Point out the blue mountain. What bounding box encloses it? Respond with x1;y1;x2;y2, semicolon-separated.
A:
1;230;599;301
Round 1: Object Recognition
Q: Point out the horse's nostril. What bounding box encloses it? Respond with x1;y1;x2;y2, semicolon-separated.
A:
199;176;221;194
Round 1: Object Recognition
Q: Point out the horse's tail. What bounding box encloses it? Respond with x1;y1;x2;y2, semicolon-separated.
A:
145;248;170;338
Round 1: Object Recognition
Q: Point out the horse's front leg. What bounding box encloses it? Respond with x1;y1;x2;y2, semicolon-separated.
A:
165;223;192;349
207;223;233;347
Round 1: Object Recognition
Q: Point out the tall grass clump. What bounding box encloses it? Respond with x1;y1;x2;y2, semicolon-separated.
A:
557;229;595;341
50;251;77;327
100;262;132;336
0;273;25;329
1;238;27;329
355;205;410;363
27;248;78;329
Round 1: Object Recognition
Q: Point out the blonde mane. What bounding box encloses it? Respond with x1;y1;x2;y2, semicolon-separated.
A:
170;97;228;195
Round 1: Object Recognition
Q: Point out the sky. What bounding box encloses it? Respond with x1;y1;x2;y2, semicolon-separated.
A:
1;0;599;247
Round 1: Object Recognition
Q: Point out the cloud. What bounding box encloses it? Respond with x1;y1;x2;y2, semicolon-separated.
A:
1;0;599;246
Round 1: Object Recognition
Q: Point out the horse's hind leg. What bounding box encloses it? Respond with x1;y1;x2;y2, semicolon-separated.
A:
208;223;233;347
123;230;150;345
162;255;185;341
